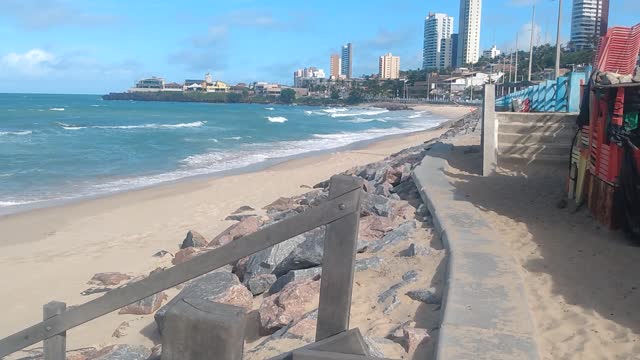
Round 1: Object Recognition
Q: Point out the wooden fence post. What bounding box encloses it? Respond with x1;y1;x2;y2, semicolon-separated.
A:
161;298;247;360
43;301;66;360
316;175;362;341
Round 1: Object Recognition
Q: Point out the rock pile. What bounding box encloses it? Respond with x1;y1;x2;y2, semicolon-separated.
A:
78;111;478;360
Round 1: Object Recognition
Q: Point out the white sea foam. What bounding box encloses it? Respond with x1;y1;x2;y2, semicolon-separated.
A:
339;118;387;123
0;130;32;136
407;111;427;119
328;109;389;118
49;108;65;111
265;107;275;111
266;116;287;123
322;108;348;113
59;121;206;130
224;136;242;140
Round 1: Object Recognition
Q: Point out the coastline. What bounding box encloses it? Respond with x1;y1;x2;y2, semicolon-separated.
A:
0;104;473;353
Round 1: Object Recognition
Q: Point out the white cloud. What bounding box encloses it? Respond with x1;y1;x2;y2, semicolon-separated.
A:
1;49;57;77
0;0;119;30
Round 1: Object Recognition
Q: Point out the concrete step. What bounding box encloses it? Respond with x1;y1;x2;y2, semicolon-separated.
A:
497;112;578;125
499;153;571;163
498;122;577;135
498;130;576;145
498;143;572;157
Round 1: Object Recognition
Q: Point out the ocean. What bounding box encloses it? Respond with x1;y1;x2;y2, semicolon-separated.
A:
0;93;445;214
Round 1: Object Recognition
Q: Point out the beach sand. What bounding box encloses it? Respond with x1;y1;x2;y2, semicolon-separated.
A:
0;104;474;355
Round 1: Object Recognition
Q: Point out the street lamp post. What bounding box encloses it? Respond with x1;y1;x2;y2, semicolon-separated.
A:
528;5;535;82
555;0;563;78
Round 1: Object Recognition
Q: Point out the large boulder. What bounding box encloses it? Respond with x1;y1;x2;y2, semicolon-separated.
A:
247;274;277;296
268;267;322;294
369;221;417;252
241;230;308;285
89;272;131;286
154;271;252;333
361;192;393;217
258;277;321;334
272;227;325;276
92;345;150;360
263;197;295;212
118;292;167;315
358;215;395;242
171;247;201;265
210;216;261;246
180;230;207;249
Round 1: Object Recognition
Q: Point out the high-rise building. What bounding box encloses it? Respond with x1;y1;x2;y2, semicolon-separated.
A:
483;45;501;59
330;54;342;79
451;34;459;68
379;53;400;79
457;0;482;65
423;13;454;70
341;43;353;79
294;67;325;87
570;0;610;50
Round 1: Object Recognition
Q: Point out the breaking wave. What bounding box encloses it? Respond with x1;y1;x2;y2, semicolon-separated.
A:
266;116;287;123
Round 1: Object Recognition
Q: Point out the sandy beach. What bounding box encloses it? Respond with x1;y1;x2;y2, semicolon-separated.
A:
0;104;474;355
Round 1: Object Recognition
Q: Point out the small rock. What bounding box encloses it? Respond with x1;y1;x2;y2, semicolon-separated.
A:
119;292;167;315
263;197;295;212
359;215;395;242
268;267;322;294
81;287;111;296
248;274;277;296
258;277;321;334
89;272;131;286
148;344;162;360
354;256;383;271
362;181;375;193
92;344;151;360
369;221;417;252
399;243;431;257
225;214;257;221
278;309;318;342
403;327;430;355
210;216;261;246
361;192;393;217
383;295;400;314
232;205;255;214
378;271;419;304
375;183;392;197
180;230;207;249
389;194;401;200
300;184;312;189
373;164;392;184
152;250;172;258
399;163;412;182
242;233;307;285
172;247;200;265
112;321;130;338
402;270;418;282
269;209;299;223
406;288;441;304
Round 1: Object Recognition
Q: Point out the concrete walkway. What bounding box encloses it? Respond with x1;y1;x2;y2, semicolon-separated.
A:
412;143;539;360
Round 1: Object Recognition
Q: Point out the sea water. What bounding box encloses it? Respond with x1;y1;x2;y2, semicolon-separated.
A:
0;93;445;213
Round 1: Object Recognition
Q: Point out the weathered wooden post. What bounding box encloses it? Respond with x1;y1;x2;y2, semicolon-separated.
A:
161;298;247;360
316;175;363;341
43;301;66;360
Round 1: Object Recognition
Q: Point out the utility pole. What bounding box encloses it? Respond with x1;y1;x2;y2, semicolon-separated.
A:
515;34;519;85
555;0;563;78
528;5;535;82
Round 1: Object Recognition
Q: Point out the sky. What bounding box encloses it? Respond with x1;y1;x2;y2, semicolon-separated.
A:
0;0;638;94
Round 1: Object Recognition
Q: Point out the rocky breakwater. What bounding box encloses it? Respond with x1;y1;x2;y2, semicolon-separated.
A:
36;112;478;360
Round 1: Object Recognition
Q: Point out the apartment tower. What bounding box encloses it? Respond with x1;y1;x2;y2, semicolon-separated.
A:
570;0;610;49
330;54;341;79
379;53;400;79
423;12;454;70
457;0;482;65
341;43;353;79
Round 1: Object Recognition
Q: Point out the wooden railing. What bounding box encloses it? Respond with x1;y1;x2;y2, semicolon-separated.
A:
0;175;365;359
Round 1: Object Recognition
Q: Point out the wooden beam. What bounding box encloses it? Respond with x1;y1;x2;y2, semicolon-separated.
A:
269;329;367;360
43;302;65;360
316;175;362;341
0;186;361;358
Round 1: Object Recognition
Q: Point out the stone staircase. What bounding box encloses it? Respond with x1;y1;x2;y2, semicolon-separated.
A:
496;113;578;164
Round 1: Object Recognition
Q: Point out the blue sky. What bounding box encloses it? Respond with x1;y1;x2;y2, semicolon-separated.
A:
0;0;638;94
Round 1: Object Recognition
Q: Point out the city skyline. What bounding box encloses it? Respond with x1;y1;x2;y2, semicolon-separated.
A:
0;0;638;94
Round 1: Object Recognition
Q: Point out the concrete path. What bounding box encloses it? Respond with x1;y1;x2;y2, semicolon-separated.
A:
412;143;539;360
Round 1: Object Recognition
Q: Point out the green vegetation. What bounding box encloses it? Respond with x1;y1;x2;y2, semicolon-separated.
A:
279;88;296;104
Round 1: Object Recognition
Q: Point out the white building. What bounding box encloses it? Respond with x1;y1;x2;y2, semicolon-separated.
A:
379;53;400;79
294;67;326;87
483;45;501;59
423;13;454;70
457;0;482;65
570;0;609;50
